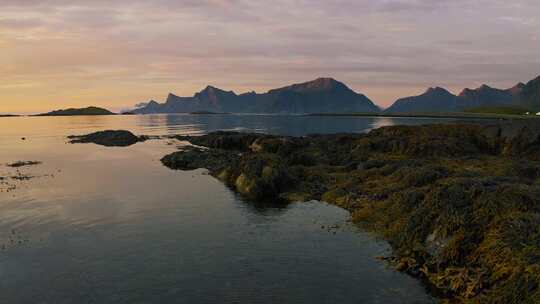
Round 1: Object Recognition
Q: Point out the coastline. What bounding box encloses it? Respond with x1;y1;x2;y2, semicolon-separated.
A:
159;121;540;303
307;112;536;120
6;111;535;121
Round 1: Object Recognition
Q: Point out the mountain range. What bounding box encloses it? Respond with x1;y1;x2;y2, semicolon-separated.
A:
133;75;540;114
385;82;527;114
133;78;379;114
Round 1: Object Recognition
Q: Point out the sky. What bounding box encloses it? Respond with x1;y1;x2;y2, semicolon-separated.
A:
1;0;540;114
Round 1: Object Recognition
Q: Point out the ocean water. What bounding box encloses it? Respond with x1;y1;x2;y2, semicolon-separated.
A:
0;114;484;304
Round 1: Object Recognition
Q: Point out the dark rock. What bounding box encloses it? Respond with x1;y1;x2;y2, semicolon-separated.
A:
161;146;239;172
6;161;42;168
172;132;266;151
158;120;540;302
68;130;143;147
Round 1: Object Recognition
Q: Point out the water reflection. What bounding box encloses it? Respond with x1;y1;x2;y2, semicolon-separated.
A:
0;115;451;303
0;114;493;141
157;114;409;136
232;192;289;216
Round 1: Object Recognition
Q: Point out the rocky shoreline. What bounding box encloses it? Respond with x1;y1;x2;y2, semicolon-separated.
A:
67;122;540;302
160;121;540;303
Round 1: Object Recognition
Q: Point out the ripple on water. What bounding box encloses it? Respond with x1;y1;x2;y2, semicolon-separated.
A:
0;115;464;303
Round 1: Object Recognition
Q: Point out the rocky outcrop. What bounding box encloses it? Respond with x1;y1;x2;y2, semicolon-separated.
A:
161;146;240;172
161;121;540;303
68;130;145;147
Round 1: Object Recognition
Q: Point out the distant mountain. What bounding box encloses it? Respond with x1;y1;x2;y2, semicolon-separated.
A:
385;80;530;114
508;82;526;96
262;78;379;113
133;78;380;114
385;87;460;113
134;75;540;115
37;106;115;116
458;84;522;108
519;76;540;110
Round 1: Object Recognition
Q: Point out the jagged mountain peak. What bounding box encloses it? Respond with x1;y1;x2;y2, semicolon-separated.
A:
299;77;344;89
459;84;498;97
458;88;473;96
514;82;526;89
479;84;492;89
196;85;235;96
425;87;453;95
508;83;525;95
385;86;458;114
523;75;540;89
519;75;540;109
132;77;378;114
270;77;349;94
309;77;340;87
456;83;517;108
201;85;219;92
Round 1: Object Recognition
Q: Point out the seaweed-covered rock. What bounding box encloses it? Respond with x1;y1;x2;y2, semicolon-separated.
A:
359;124;497;157
232;154;292;200
173;132;267;151
68;130;143;147
161;147;239;172
160;121;540;303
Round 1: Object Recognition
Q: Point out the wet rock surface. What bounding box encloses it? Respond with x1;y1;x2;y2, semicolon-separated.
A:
6;161;42;168
162;121;540;303
161;146;240;171
68;130;145;147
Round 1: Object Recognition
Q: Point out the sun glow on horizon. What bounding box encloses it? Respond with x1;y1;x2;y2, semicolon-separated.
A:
1;1;539;114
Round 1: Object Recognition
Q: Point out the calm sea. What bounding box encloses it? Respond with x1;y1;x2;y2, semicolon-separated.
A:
0;114;486;304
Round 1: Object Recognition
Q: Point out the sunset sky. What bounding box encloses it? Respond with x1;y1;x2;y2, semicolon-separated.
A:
1;0;540;114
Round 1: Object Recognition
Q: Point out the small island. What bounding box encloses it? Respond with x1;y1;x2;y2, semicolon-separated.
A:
36;106;116;116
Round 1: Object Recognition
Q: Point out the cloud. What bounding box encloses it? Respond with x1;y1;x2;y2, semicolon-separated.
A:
0;0;539;113
0;18;44;29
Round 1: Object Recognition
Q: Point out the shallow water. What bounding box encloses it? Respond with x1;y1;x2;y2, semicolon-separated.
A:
0;114;488;303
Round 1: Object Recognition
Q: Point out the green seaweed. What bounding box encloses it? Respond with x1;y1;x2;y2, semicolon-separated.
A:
162;122;540;302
